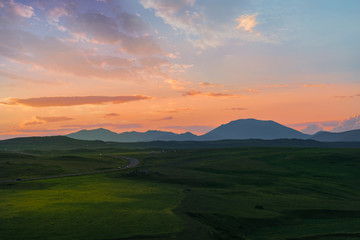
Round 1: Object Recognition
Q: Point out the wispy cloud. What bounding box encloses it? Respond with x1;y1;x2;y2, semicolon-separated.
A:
7;0;34;18
62;123;143;130
141;0;272;49
332;115;360;132
235;14;258;33
0;29;172;81
183;90;242;97
229;107;247;111
20;116;73;128
302;84;327;88
334;94;360;98
246;88;260;93
165;79;187;90
200;82;222;88
153;116;173;121
156;107;191;113
104;113;120;118
1;95;151;107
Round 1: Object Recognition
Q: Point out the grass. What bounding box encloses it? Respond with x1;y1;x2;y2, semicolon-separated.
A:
0;175;183;240
1;147;360;239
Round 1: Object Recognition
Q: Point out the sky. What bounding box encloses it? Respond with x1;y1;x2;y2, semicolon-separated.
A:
0;0;359;139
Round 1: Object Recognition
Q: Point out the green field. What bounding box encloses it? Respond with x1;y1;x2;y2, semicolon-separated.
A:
1;147;360;239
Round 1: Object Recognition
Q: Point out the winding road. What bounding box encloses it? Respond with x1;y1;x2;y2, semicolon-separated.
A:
0;156;140;183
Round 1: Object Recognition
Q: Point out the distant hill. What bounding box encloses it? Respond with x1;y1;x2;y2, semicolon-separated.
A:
67;118;310;142
201;119;309;140
311;129;360;142
1;136;360;151
68;129;198;142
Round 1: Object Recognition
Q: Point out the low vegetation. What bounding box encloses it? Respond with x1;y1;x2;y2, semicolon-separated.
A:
1;147;360;239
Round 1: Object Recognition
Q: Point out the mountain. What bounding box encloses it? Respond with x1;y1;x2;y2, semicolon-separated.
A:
201;118;309;140
67;118;310;142
68;129;198;142
310;129;360;142
67;128;119;142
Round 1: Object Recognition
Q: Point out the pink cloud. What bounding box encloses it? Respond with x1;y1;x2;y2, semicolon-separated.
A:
8;0;34;18
1;95;151;107
0;29;170;81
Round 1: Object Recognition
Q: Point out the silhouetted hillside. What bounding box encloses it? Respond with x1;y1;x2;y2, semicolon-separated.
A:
311;129;360;142
201;119;309;140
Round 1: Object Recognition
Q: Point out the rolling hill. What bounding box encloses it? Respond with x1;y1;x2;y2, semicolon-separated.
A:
311;129;360;142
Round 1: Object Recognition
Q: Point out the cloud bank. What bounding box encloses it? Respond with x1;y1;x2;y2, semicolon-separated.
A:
1;95;151;107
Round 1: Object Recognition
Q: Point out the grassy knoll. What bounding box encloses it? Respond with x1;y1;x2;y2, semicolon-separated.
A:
1;147;360;239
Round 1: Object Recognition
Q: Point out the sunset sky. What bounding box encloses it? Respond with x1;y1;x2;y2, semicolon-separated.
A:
0;0;359;139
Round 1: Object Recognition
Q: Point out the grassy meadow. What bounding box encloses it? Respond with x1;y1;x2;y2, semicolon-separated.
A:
1;147;360;239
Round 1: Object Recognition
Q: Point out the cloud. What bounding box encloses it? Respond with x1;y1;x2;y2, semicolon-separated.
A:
302;84;327;88
156;107;191;113
8;0;34;18
36;116;73;122
258;84;289;88
153;116;173;121
104;113;120;118
334;94;360;98
290;121;340;128
230;107;247;111
1;95;151;107
301;124;323;135
62;123;143;130
0;0;35;26
200;82;222;88
0;29;171;81
332;115;360;132
19;116;73;128
246;88;260;93
183;90;242;97
64;12;162;55
117;12;151;34
141;0;224;49
235;14;258;33
21;120;43;127
165;78;187;90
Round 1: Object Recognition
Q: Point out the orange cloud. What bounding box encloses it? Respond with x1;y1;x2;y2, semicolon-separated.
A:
302;84;327;88
153;116;173;121
156;107;191;113
258;84;289;88
104;113;120;118
1;95;151;107
36;116;73;122
20;116;73;128
183;90;242;97
200;82;222;88
230;107;247;111
235;14;258;32
246;88;260;93
165;79;186;90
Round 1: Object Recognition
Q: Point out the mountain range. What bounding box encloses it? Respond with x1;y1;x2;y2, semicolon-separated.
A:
67;118;360;142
